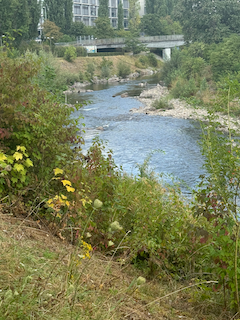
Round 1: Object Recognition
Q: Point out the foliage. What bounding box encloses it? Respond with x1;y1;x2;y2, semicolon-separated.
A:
0;0;40;46
57;34;75;43
98;0;109;18
86;62;95;80
43;20;63;41
152;98;173;110
124;32;147;55
146;0;174;16
147;53;158;67
44;0;73;35
64;46;77;62
117;61;131;78
171;77;197;98
174;0;240;43
117;0;124;30
88;52;124;57
0;51;81;199
93;17;115;39
70;21;86;37
128;0;141;32
99;57;113;78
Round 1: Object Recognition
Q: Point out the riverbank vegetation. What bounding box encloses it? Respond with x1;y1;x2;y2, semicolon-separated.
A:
2;38;240;319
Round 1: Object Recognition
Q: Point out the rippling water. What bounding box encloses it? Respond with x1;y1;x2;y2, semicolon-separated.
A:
70;76;205;192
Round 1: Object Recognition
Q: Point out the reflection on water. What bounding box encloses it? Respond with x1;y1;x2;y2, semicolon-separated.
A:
70;75;205;193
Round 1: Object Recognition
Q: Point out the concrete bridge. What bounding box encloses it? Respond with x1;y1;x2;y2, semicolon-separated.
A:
56;35;185;59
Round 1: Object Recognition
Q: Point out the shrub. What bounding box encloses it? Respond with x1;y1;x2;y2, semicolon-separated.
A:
147;53;158;67
64;46;77;62
171;77;197;98
117;61;131;78
54;46;66;57
152;98;173;110
86;62;95;80
76;46;87;57
138;55;149;67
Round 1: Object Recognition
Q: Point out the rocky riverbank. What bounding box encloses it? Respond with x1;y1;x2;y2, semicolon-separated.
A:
130;84;240;132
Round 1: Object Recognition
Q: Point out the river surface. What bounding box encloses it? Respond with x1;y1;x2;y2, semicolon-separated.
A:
70;75;205;193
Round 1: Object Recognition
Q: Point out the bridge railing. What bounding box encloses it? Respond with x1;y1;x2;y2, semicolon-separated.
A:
55;35;184;47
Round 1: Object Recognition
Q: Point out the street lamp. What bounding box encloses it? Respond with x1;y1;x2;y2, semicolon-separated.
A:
0;35;5;47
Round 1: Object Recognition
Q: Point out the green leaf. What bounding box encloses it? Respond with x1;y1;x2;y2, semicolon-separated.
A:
13;163;24;172
13;152;23;161
25;158;33;167
11;177;18;183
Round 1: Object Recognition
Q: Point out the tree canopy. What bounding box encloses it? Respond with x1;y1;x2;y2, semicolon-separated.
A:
98;0;109;18
174;0;240;43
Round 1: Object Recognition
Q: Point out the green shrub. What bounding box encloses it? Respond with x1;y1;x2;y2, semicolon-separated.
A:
138;55;149;67
152;98;173;110
147;53;158;67
64;46;77;62
88;52;124;57
76;46;87;57
117;61;131;78
54;46;66;57
171;77;197;98
86;62;95;80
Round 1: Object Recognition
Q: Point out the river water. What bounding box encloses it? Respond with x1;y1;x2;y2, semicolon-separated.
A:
70;75;205;193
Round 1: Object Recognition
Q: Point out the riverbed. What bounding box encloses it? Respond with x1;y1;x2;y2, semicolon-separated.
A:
70;76;205;192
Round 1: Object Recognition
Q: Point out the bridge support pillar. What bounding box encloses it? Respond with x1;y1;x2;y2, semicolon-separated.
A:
163;48;171;60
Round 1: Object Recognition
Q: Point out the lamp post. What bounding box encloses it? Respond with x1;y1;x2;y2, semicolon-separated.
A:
0;35;5;47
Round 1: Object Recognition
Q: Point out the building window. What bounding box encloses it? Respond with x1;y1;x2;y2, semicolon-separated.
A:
111;8;117;17
124;19;128;28
82;0;88;3
75;16;82;22
123;9;128;18
74;5;81;14
74;0;80;2
83;17;89;26
112;19;117;27
90;0;96;4
111;0;116;6
123;0;128;8
91;6;96;15
82;5;89;15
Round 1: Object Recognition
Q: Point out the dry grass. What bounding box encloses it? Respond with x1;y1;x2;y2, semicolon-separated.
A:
0;214;232;319
55;55;140;78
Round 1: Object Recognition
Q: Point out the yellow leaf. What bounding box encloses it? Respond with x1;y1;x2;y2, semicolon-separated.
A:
0;153;7;162
17;146;26;153
56;213;61;218
54;168;64;176
13;152;23;161
47;199;53;204
60;194;67;200
65;201;70;207
66;185;75;192
61;179;72;187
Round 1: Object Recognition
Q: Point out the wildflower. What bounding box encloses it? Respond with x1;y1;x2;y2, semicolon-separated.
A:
93;199;103;209
136;276;146;285
110;221;123;232
108;240;114;247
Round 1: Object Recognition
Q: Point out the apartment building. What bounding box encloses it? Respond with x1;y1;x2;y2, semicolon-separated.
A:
73;0;145;29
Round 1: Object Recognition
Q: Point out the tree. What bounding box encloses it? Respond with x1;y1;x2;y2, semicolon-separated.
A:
140;14;163;36
98;0;109;18
145;0;174;16
70;21;86;37
174;0;240;44
43;19;63;41
27;0;41;39
124;32;147;54
117;0;124;30
44;0;72;34
93;17;114;39
128;0;140;32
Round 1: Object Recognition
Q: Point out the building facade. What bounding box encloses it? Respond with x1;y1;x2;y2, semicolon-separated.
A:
72;0;146;29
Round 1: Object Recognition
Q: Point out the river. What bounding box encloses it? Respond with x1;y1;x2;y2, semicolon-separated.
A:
69;75;205;193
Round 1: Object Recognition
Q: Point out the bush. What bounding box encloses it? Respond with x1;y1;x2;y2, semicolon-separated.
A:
86;62;95;80
138;55;149;67
117;61;131;78
64;46;77;62
147;53;158;67
54;46;66;57
171;77;197;98
76;46;87;57
152;98;173;110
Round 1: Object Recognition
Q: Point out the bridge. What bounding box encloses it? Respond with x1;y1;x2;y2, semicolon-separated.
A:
55;35;185;60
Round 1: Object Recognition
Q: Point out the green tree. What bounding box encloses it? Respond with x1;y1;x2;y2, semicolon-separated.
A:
146;0;174;16
44;0;72;34
174;0;240;43
117;0;124;30
124;32;147;54
128;0;140;32
70;21;86;37
140;14;163;36
98;0;109;18
93;17;114;39
27;0;40;39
